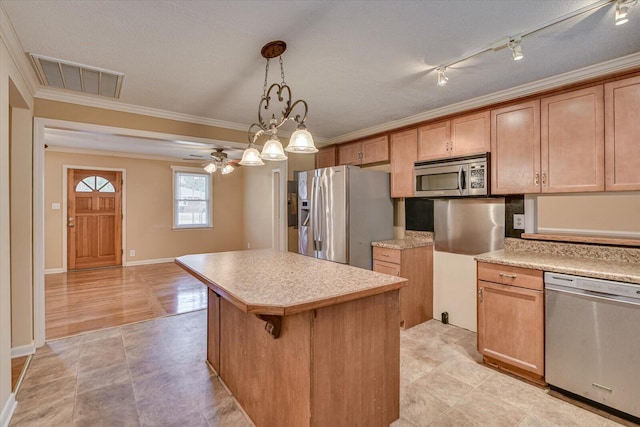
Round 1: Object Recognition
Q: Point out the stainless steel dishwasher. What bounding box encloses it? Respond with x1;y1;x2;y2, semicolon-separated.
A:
545;272;640;420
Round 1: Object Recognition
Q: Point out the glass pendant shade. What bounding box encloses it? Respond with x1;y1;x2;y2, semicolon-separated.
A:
239;147;265;166
221;164;235;175
285;127;318;153
260;136;288;161
204;163;217;173
615;6;629;25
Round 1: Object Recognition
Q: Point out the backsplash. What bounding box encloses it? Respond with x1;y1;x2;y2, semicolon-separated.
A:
405;198;434;232
505;237;640;263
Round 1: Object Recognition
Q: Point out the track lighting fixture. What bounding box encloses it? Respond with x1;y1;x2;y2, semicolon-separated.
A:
615;0;637;25
508;38;524;61
437;68;449;87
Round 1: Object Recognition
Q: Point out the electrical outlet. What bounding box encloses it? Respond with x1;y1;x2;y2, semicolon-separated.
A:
247;243;251;249
129;250;136;257
513;214;525;230
52;203;60;210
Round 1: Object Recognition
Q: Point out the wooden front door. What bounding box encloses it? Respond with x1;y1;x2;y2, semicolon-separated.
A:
67;169;122;270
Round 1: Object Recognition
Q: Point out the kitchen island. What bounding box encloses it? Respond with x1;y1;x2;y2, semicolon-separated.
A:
176;249;407;427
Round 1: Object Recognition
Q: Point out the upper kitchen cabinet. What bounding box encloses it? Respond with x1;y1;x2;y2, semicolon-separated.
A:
541;85;604;193
417;111;490;161
390;129;417;198
315;145;337;169
605;75;640;191
337;136;389;166
491;100;541;194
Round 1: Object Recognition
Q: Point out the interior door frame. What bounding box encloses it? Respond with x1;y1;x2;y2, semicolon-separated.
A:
272;167;287;251
63;165;126;272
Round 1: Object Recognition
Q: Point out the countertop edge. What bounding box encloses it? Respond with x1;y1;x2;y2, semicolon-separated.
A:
474;252;640;286
175;257;408;315
371;241;434;250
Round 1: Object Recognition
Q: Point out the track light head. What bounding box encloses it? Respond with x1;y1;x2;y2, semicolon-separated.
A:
437;67;449;87
508;38;524;61
615;0;637;25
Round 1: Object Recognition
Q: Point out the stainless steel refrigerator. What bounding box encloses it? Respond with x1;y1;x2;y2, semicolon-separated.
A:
297;165;393;269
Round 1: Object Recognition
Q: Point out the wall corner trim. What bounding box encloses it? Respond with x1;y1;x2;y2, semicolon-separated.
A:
0;4;38;95
11;343;35;358
0;393;17;427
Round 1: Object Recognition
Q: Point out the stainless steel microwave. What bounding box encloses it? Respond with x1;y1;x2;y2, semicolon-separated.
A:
414;154;489;197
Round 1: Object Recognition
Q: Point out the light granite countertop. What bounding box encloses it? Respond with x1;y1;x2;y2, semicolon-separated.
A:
176;249;407;316
372;231;434;250
475;249;640;286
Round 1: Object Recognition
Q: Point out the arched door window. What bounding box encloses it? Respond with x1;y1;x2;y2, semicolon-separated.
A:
75;175;115;193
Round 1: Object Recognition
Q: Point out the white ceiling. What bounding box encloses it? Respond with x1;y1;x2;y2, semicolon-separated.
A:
2;0;640;155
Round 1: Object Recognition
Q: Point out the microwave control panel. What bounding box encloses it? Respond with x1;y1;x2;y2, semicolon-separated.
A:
469;164;486;190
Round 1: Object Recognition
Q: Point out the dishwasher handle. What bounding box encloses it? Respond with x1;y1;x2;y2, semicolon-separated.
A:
546;284;640;307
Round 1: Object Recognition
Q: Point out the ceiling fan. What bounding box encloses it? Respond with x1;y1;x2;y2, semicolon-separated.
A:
183;148;241;175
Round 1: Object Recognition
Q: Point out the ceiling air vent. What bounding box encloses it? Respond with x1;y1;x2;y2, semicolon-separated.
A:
29;53;124;99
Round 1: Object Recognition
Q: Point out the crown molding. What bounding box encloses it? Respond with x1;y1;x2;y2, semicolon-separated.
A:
35;88;251;131
328;52;640;144
0;3;39;95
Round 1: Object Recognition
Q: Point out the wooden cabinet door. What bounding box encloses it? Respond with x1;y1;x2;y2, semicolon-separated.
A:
605;75;640;191
541;86;605;193
338;141;362;165
315;146;337;169
361;136;389;164
451;111;490;156
490;100;541;194
477;280;544;376
417;121;450;161
390;129;418;198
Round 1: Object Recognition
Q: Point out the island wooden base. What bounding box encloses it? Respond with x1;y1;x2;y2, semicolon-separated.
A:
207;288;400;427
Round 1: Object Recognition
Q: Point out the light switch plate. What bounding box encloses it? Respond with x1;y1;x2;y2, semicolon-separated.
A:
52;203;60;210
513;214;525;230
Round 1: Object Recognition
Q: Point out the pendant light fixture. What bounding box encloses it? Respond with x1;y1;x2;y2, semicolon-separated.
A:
240;40;317;166
615;0;637;25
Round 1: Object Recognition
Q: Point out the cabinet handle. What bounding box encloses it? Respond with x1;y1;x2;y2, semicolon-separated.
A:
542;173;547;186
534;173;539;185
478;288;483;302
499;273;517;279
381;253;390;257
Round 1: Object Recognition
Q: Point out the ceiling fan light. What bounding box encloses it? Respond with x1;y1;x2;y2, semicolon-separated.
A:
437;68;448;87
285;127;318;153
204;162;217;173
260;135;288;161
221;164;235;174
239;147;265;166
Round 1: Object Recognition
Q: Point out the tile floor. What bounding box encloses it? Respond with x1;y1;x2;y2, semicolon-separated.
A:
10;311;632;426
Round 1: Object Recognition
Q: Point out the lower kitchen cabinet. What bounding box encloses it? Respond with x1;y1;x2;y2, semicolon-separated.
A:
373;245;433;329
476;262;545;384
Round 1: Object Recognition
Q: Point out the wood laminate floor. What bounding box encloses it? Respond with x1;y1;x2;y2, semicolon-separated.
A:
11;356;28;391
45;262;206;340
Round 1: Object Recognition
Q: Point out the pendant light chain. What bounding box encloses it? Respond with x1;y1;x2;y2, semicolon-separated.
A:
279;55;286;85
262;58;270;99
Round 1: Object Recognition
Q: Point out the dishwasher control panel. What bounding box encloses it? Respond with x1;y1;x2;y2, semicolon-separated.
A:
544;272;640;300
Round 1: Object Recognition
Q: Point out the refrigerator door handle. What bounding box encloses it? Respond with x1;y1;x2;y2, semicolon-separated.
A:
311;176;317;252
317;182;324;252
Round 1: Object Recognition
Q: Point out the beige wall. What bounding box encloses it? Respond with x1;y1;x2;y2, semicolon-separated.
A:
10;106;33;349
45;151;244;270
537;192;640;236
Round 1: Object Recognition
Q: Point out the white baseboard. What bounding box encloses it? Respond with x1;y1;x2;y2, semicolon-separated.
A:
11;343;35;358
0;393;17;427
45;258;176;272
123;257;175;267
